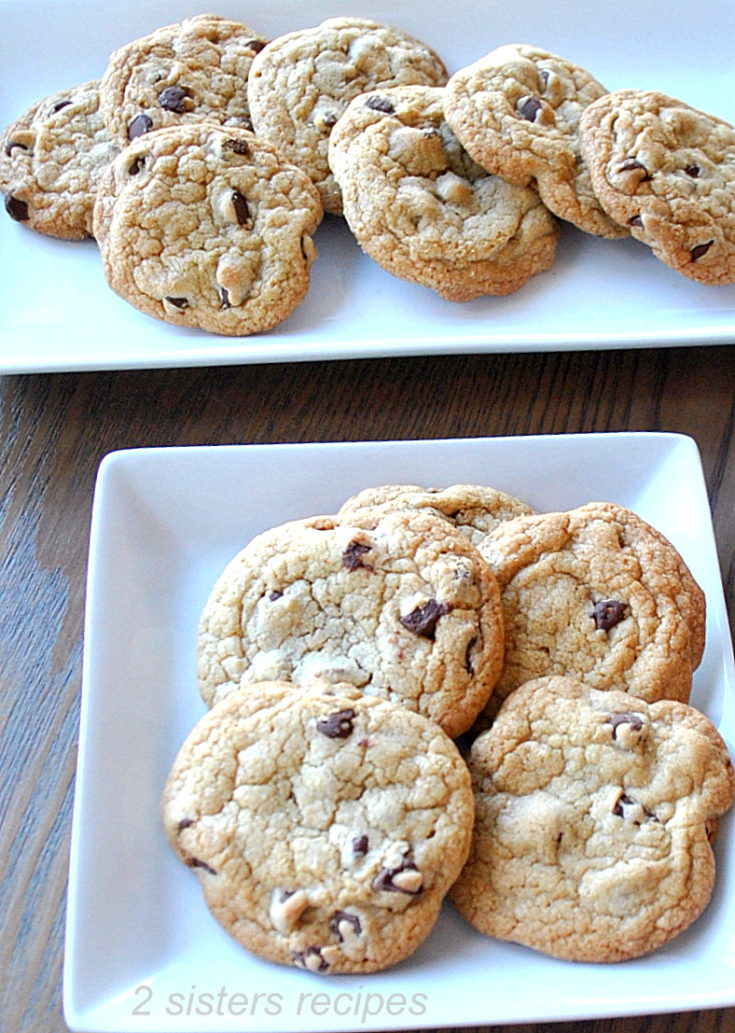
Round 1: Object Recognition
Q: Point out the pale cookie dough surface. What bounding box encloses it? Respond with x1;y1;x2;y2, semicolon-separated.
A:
162;682;474;973
478;501;706;719
339;482;535;545
579;89;735;284
443;44;626;238
92;124;323;336
328;84;559;300
197;508;504;737
450;676;735;962
247;18;448;214
0;80;119;239
99;14;268;146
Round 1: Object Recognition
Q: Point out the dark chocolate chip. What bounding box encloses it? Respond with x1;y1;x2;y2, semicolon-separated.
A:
187;856;217;875
231;190;252;227
177;818;194;831
684;164;701;178
246;39;266;53
127;113;153;140
399;599;450;640
518;96;542;122
128;157;144;175
538;68;550;89
372;855;422;895
269;589;284;601
330;910;362;941
464;635;478;674
619;157;651;179
342;540;373;571
52;99;72;113
165;296;189;309
220;288;231;309
4;193;29;222
224;137;250;156
321;111;339;128
365;95;395;114
608;712;644;739
612;792;656;823
292;946;329;972
158;85;190;113
5;140;29;156
629;214;643;227
691;240;714;261
352;834;369;856
316;708;356;739
591;599;628;631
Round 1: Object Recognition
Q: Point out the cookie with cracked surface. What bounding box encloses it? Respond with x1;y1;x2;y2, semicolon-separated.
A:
328;84;559;299
92;123;323;335
99;14;268;146
162;681;474;973
443;44;626;239
0;80;119;239
579;89;735;284
197;508;504;737
247;18;448;214
339;482;535;545
477;501;705;720
450;675;735;962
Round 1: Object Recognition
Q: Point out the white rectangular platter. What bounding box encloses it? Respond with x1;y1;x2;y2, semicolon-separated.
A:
1;0;735;372
64;433;735;1032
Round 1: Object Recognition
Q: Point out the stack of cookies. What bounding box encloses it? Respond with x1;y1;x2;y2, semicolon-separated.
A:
3;18;735;337
162;482;735;973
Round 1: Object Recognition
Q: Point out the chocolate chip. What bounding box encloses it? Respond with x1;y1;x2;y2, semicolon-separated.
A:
187;856;217;875
342;540;372;571
518;96;542;121
177;818;194;831
330;910;362;941
316;708;356;739
619;157;651;180
52;99;72;113
372;855;423;895
591;599;628;631
4;193;29;222
321;111;339;128
292;946;329;972
165;296;189;309
352;834;369;856
538;69;550;89
365;95;395;114
220;288;231;309
269;589;284;601
224;138;250;156
5;140;29;156
464;635;478;674
684;164;701;178
691;240;714;261
158;85;189;113
629;214;643;227
128;157;144;175
127;113;153;140
612;792;656;823
608;712;643;739
399;599;450;640
231;190;252;227
246;39;266;52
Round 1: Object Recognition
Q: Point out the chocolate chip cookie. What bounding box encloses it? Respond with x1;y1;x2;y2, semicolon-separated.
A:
0;80;119;239
478;501;706;719
197;508;504;738
580;89;735;283
450;675;735;962
162;681;474;972
443;44;627;238
92;123;323;335
339;482;535;545
99;14;268;146
328;84;559;299
247;18;448;214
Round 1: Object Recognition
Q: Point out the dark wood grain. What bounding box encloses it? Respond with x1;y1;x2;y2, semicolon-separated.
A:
0;345;733;1033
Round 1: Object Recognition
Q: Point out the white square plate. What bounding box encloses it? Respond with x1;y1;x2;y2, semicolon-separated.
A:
2;0;735;373
64;433;735;1032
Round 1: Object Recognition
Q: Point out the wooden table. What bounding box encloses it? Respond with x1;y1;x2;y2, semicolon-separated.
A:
2;344;734;1033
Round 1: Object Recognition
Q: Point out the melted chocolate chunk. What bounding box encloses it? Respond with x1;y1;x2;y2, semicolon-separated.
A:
128;113;153;140
128;157;144;175
4;193;29;222
342;540;372;571
165;296;189;309
612;792;656;823
464;635;478;674
365;94;395;114
158;85;190;113
232;190;252;227
518;96;542;122
399;599;450;640
372;855;423;895
330;910;362;941
591;599;628;632
316;708;356;739
684;164;701;178
220;287;231;309
292;946;329;972
352;834;369;856
224;137;250;156
187;856;217;875
608;712;643;739
52;99;72;113
691;240;714;261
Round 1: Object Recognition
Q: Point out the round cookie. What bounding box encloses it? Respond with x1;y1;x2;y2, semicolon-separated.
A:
339;482;535;545
197;508;504;738
99;14;268;146
450;675;735;962
0;80;119;239
443;44;627;238
579;89;735;284
92;123;323;336
247;18;448;214
162;681;475;973
328;84;559;299
478;501;706;719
